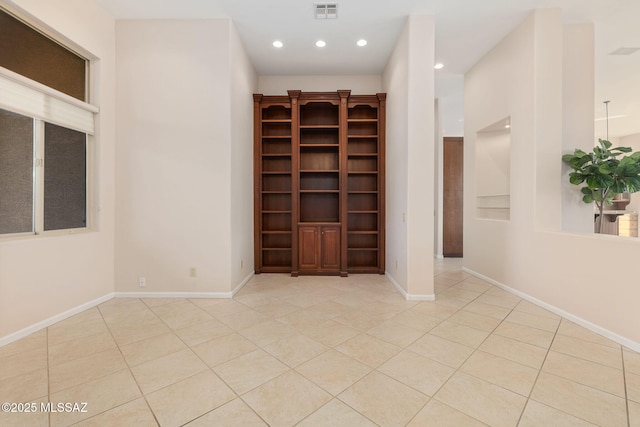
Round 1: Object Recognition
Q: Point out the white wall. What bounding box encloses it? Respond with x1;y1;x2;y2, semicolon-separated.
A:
383;15;435;298
0;0;116;340
465;9;640;347
258;75;382;95
114;19;256;294
229;22;259;287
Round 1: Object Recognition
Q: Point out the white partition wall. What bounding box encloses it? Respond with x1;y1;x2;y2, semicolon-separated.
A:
464;9;640;348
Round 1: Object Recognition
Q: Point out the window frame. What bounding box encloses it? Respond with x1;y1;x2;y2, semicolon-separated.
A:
0;6;98;240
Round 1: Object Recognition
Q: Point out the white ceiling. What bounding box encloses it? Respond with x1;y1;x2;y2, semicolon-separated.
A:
95;0;640;138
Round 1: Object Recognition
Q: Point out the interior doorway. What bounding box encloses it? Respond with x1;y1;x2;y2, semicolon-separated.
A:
443;137;463;257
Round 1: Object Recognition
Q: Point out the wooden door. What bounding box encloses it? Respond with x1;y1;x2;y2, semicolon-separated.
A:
299;226;319;270
443;137;463;257
320;226;340;270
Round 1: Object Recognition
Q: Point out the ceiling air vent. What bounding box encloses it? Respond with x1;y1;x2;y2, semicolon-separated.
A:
609;47;640;56
315;3;337;19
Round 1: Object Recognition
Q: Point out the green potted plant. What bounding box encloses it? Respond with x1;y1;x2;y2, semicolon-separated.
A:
562;138;640;233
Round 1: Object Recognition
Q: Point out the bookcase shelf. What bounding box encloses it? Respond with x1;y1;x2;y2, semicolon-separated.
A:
254;91;386;275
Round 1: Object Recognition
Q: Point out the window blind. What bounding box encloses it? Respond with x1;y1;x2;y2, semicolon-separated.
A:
0;67;97;135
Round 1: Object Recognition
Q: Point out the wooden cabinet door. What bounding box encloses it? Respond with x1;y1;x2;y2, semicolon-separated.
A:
320;226;340;270
298;226;319;270
443;137;463;257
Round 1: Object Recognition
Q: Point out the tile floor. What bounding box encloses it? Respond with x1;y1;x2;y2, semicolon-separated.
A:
1;258;638;426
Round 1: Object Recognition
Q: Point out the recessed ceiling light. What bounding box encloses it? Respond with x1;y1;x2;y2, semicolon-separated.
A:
316;40;326;48
434;63;444;70
505;124;511;129
272;41;283;48
357;39;367;47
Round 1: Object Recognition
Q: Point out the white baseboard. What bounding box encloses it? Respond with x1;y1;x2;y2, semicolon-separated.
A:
462;267;640;353
0;293;114;347
114;272;255;299
386;272;436;301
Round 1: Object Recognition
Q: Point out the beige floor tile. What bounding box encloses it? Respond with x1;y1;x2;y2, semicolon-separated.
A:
628;371;640;403
185;398;267;426
504;310;559;333
263;334;328;368
107;316;172;347
278;309;335;332
625;348;640;375
437;287;482;301
333;309;396;332
630;400;640;427
366;320;425;347
146;370;236;427
513;300;560;319
0;330;46;359
130;348;208;394
213;349;289;394
48;330;117;367
0;347;47;382
49;347;127;393
543;350;625;397
408;333;474;369
551;334;622;369
557;320;619;348
433;295;470;310
338;371;428;427
479;334;547;369
98;299;149;322
199;300;250;316
407;399;488;427
216;309;273;331
280;293;330;309
142;297;185;308
456;277;493;292
300;320;361;347
150;301;214;330
475;294;520;309
391;310;442;331
434;371;526;427
429;320;489;348
174;319;233;347
75;398;157;427
296;349;371;395
0;368;48;403
519;399;598;426
493;321;555;349
48;316;110;346
447;310;501;332
461;300;511;320
378;349;454;396
460;350;538;396
238;320;298;347
335;334;401;368
302;300;352;319
297;399;376;426
530;371;627;427
0;396;49;427
119;332;187;367
243;370;331;427
49;369;141;427
252;301;302;317
410;302;458;320
191;332;257;368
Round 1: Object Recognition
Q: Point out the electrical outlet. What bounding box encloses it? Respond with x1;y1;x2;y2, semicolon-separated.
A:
139;277;146;287
189;267;197;277
241;259;244;269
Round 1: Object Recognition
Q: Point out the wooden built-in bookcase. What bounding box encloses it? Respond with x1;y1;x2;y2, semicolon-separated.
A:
254;90;385;276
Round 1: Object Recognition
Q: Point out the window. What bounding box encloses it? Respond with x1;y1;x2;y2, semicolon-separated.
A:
0;7;96;237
